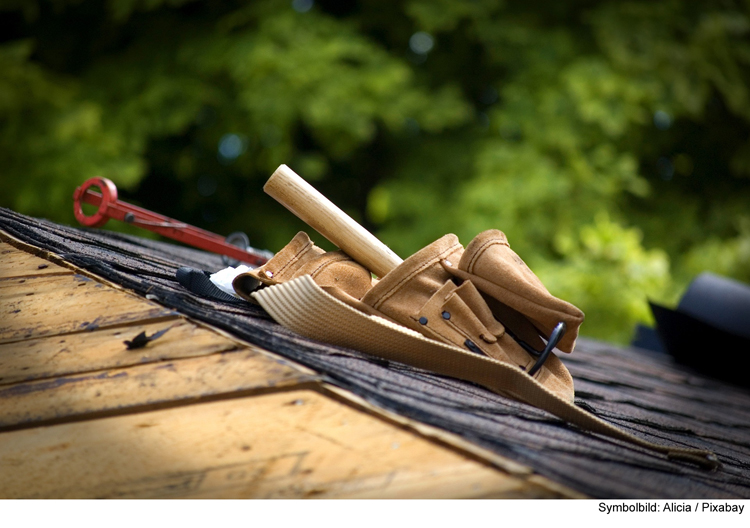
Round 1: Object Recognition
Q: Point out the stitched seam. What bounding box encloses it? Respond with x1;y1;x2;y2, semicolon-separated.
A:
467;239;508;273
454;282;505;337
444;318;484;350
440;299;500;354
371;243;461;309
276;242;315;275
472;273;582;320
409;315;460;347
307;254;348;277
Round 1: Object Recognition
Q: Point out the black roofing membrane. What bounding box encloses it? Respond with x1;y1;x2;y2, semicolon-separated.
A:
2;207;749;498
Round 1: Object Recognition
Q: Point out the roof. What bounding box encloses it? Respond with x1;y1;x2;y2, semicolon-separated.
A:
1;207;749;499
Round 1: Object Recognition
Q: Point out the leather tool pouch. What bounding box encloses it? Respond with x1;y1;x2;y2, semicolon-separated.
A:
236;230;579;400
361;234;575;400
444;230;585;353
248;229;719;468
232;231;372;302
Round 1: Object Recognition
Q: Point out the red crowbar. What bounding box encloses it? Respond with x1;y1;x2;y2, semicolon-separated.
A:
73;176;269;266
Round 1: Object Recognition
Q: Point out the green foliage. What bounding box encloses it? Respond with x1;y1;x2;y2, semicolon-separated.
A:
1;0;749;343
535;213;671;343
372;0;750;341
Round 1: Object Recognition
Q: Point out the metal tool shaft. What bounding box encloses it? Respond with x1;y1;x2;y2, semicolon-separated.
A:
73;177;268;266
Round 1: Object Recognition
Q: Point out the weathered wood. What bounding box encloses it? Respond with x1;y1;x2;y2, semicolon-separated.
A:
0;274;177;344
0;319;240;386
0;229;559;499
0;389;564;499
0;242;71;279
0;348;316;429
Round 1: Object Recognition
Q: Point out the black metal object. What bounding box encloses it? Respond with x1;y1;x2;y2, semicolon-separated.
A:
222;231;251;267
646;273;750;388
510;321;567;376
650;302;750;388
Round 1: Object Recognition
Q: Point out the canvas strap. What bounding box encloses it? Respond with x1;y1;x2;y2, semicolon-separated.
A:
253;275;720;471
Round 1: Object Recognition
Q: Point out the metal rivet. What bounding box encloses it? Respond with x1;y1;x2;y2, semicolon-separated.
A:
442;311;451;320
419;317;428;325
264;270;274;278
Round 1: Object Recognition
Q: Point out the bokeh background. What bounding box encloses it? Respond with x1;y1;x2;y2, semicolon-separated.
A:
2;0;749;343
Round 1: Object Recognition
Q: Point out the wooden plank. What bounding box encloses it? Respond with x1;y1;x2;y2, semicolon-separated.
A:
0;390;565;499
0;274;178;344
0;348;317;429
0;320;241;386
0;242;72;279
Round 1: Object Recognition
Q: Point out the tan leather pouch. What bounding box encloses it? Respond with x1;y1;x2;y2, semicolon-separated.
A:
232;231;373;302
361;234;574;400
444;229;585;353
295;250;372;300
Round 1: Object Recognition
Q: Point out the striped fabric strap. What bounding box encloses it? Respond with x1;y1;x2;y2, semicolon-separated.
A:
253;275;720;471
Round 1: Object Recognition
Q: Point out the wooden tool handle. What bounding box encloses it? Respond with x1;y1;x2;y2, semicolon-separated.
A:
264;165;403;278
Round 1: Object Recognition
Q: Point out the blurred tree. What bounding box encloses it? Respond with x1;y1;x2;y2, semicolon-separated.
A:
1;0;748;342
368;0;750;341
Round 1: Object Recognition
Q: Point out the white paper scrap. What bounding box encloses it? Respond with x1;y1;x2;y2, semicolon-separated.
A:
209;265;252;298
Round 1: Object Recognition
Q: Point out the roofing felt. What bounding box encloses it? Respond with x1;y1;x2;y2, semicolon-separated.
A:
1;207;749;498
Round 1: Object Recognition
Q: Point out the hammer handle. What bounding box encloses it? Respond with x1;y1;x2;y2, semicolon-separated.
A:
264;165;403;278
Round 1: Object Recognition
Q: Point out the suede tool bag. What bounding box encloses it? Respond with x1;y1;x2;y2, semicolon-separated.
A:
240;229;719;469
360;233;575;401
443;230;584;353
232;231;373;302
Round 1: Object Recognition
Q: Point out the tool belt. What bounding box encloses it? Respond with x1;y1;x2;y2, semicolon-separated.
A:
235;230;719;469
235;229;582;402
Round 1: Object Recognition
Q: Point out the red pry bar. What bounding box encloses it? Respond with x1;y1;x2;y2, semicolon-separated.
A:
73;176;269;266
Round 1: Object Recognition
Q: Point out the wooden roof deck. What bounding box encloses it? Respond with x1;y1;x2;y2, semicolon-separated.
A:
0;225;571;498
1;208;749;498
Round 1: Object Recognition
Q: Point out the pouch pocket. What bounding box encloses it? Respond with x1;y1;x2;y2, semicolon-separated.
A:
445;229;585;353
233;231;372;301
